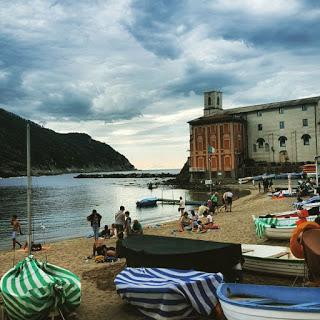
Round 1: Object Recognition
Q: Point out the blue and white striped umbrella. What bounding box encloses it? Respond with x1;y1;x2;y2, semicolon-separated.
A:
115;267;223;320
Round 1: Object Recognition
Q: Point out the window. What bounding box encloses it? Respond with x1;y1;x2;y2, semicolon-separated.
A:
278;136;287;148
217;96;220;105
303;119;308;127
253;144;257;152
258;124;263;131
257;138;265;148
257;111;262;117
279;107;284;114
208;96;211;105
302;105;307;111
302;134;311;146
265;143;270;152
279;121;285;129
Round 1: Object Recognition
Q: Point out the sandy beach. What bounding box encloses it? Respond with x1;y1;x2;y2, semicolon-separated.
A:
0;188;301;320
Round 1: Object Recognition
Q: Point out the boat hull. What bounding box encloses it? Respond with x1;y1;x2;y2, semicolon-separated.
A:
242;244;304;277
217;283;320;320
136;200;157;207
265;227;294;240
219;300;320;320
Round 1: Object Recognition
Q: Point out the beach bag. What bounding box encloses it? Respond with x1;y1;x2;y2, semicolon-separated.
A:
31;243;42;251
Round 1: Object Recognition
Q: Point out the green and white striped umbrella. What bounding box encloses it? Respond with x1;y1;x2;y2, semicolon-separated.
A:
0;256;81;320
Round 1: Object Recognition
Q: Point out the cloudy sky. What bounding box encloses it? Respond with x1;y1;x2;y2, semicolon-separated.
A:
1;0;320;169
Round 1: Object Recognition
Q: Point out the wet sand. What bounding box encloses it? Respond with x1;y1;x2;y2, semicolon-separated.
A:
0;188;302;320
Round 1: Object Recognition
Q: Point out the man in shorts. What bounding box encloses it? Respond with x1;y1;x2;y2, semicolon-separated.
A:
11;215;23;249
115;206;126;233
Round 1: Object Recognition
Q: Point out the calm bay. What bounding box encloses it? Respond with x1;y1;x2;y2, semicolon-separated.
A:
0;170;205;249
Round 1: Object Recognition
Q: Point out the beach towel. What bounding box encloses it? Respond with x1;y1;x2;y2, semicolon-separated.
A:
115;267;223;320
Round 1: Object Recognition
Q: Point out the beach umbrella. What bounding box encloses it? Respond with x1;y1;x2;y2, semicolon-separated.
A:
0;255;81;320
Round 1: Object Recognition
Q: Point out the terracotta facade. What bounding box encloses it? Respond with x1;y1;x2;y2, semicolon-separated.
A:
189;116;246;178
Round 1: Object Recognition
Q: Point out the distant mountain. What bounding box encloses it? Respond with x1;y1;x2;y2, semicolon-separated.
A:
0;108;135;177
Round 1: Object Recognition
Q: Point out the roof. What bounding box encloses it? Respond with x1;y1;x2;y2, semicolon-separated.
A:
188;113;246;125
189;95;320;124
223;96;320;115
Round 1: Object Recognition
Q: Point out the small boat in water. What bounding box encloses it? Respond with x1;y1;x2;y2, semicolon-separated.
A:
217;283;320;320
242;244;304;277
136;196;158;208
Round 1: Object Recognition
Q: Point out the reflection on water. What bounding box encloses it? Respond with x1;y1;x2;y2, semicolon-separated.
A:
0;170;204;249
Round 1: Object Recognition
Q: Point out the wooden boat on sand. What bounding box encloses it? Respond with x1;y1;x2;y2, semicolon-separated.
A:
217;283;320;320
242;244;304;277
253;215;316;240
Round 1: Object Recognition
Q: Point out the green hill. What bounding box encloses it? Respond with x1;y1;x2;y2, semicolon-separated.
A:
0;108;135;177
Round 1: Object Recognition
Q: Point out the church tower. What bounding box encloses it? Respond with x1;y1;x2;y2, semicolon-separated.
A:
204;90;222;116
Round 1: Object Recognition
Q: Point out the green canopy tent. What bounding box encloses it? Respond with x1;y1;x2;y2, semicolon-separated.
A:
0;255;81;320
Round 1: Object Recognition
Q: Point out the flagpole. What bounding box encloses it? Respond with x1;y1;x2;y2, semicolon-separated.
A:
27;123;32;255
209;154;212;193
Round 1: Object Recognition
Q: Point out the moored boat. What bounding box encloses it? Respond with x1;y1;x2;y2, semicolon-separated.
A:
217;283;320;320
136;196;158;207
242;244;304;277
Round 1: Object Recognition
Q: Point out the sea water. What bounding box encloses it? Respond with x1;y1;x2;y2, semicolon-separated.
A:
0;170;204;249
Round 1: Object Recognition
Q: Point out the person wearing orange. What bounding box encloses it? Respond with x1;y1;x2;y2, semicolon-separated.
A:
296;208;309;226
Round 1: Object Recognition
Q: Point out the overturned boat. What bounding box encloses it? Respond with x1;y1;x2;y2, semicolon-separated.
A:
118;235;242;282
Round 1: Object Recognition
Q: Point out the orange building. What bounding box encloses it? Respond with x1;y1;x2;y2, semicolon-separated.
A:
188;91;246;179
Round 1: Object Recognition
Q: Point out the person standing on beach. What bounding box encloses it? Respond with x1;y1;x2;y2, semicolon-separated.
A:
11;215;23;250
178;197;185;216
87;209;102;240
224;191;233;212
124;211;132;235
210;192;218;214
115;206;126;233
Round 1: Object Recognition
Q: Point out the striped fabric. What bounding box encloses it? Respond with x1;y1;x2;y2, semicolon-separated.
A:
115;267;223;320
0;256;81;320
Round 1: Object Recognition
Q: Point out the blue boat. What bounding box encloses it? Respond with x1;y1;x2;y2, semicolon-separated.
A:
136;196;158;208
217;283;320;320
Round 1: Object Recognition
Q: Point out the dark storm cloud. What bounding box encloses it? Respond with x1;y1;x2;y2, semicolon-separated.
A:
165;63;240;96
125;0;186;59
1;0;320;125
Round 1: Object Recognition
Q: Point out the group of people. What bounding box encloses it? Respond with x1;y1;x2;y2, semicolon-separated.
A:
177;190;234;232
207;190;233;213
87;206;143;241
178;209;219;232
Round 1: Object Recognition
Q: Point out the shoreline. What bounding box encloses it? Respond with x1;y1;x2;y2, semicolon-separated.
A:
0;190;300;320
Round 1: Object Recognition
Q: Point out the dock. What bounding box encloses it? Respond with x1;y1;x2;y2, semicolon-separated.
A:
156;199;203;206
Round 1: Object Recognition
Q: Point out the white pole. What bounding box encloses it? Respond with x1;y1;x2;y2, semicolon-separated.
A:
316;156;319;192
209;154;212;193
27;123;32;255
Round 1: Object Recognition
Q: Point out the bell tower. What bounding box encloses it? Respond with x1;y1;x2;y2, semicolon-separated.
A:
204;90;223;116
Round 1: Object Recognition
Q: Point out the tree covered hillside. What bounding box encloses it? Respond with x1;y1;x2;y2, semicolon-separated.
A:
0;109;135;177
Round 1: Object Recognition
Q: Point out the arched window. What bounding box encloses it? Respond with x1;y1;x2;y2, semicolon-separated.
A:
208;96;211;105
265;143;270;152
301;134;311;146
278;136;287;147
217;96;220;105
256;138;265;148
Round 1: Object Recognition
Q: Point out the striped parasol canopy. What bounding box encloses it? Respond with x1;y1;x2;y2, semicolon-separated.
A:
0;255;81;320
